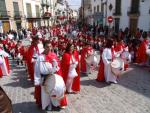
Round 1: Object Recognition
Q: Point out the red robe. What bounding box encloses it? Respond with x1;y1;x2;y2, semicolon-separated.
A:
27;44;39;81
80;47;87;73
61;52;80;92
136;39;148;64
72;50;80;92
0;68;3;78
96;49;105;81
34;52;67;107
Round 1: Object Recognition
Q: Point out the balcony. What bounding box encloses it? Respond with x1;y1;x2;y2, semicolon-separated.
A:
113;9;121;16
41;0;50;7
0;11;10;18
42;12;51;19
14;11;22;19
26;13;33;18
127;7;140;17
36;13;41;18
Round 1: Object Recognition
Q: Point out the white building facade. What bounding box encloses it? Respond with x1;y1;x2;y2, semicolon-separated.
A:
23;0;41;29
89;0;150;34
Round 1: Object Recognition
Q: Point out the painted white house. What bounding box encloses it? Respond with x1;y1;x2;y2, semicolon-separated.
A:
88;0;150;34
23;0;41;29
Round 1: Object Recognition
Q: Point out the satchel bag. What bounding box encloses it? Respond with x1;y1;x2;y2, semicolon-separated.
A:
40;61;52;75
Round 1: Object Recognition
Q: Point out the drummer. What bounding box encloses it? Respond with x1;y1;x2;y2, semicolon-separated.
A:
61;43;80;94
102;39;118;84
34;40;67;111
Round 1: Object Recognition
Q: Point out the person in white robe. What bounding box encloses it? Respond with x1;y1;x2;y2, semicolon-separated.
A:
102;39;118;84
34;41;65;111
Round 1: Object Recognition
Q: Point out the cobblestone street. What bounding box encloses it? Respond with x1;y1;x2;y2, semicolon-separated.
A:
1;59;150;113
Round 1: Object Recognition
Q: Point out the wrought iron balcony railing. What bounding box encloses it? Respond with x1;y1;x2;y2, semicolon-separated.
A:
0;11;10;18
14;11;22;18
127;7;140;17
42;12;51;19
113;9;122;16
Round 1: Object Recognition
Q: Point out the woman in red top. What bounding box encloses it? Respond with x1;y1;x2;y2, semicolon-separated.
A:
61;43;80;93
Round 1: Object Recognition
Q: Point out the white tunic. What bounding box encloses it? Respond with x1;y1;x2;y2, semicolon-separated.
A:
102;48;117;83
34;55;60;110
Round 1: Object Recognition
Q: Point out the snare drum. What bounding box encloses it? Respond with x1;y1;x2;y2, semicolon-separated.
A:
111;58;124;76
44;74;66;100
86;53;98;66
121;51;131;64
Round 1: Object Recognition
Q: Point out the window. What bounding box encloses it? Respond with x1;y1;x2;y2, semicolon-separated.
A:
101;3;104;13
0;0;7;16
115;0;121;14
26;3;32;18
131;0;139;13
97;5;99;12
13;2;19;16
94;6;96;13
35;5;40;17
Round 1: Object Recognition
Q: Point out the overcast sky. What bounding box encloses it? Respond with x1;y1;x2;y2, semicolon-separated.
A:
67;0;81;10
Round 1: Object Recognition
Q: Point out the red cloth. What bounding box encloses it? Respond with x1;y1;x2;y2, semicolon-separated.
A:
34;85;41;106
61;53;71;84
4;57;10;75
0;68;3;78
27;45;39;81
61;51;80;92
114;43;124;52
80;47;87;73
72;50;80;92
136;39;148;63
96;49;105;81
96;57;105;81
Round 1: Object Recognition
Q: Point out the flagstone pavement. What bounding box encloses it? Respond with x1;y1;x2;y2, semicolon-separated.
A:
1;59;150;113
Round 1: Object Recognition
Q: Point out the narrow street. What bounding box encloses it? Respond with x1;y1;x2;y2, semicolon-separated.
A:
1;59;150;113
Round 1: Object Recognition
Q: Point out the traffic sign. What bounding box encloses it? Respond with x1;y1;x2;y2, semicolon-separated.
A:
107;16;113;23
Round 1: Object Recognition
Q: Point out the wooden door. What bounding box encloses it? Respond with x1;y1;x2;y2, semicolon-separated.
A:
28;21;33;29
2;21;10;33
130;18;138;35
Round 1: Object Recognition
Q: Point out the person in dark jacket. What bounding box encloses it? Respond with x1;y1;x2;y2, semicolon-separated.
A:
0;86;13;113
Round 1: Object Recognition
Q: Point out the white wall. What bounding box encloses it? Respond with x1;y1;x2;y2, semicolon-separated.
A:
106;0;150;31
23;0;41;28
23;0;41;18
119;0;130;30
138;1;150;31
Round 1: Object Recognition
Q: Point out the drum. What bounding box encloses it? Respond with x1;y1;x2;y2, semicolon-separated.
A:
121;51;131;64
111;58;124;76
86;52;98;66
44;74;66;100
146;43;150;56
22;39;31;47
146;49;150;56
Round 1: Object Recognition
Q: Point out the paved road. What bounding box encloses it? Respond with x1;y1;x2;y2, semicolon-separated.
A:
1;59;150;113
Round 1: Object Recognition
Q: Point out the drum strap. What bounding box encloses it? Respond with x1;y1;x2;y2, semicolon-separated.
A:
41;74;51;86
